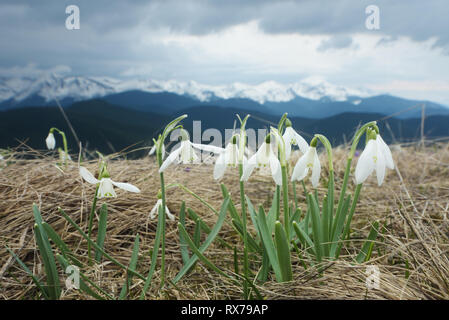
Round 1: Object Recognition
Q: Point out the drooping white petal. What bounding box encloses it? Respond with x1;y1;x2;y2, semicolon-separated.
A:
111;180;141;193
241;154;257;181
165;206;175;221
269;153;282;185
310;149;321;187
374;141;386;186
46;133;56;150
149;199;162;219
213;152;227;180
191;142;224;155
291;148;310;181
377;135;394;170
355;140;376;185
256;142;270;167
79;166;100;185
283;127;309;157
97;178;117;198
180;141;199;164
159;144;183;172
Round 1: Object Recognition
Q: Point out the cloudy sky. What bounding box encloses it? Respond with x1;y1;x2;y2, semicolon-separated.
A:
1;0;449;105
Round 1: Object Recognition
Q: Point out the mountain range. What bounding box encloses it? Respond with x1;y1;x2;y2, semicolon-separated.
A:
1;74;448;119
1;74;448;155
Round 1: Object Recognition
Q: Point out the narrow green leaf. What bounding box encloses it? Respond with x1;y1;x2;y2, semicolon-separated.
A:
193;220;201;247
119;234;140;299
329;195;351;258
173;197;230;284
42;222;82;268
308;193;323;262
292;221;316;255
34;224;60;299
274;221;292;282
187;208;232;249
178;223;231;279
5;245;49;299
254;204;283;282
179;202;190;265
220;184;242;225
58;208;145;281
231;219;261;253
95;203;108;262
356;221;379;263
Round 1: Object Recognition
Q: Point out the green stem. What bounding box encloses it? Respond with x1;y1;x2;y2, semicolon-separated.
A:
281;166;290;240
238;163;249;299
87;186;99;266
158;151;167;288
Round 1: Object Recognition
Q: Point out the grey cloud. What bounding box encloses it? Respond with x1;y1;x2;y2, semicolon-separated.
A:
317;36;355;52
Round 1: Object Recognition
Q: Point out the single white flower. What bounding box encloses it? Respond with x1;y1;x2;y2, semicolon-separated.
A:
291;146;321;187
149;199;175;221
159;129;222;173
355;134;394;186
241;135;282;185
79;166;141;198
149;143;165;160
283;126;308;160
46;132;56;150
0;154;3;160
213;140;247;180
58;148;72;162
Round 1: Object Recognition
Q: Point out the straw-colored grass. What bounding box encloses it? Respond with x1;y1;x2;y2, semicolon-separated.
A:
1;141;448;300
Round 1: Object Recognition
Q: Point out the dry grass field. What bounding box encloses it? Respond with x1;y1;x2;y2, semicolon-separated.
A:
1;141;449;300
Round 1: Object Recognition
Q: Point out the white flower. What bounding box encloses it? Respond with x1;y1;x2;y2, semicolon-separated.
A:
0;154;3;160
291;146;321;187
159;130;223;173
213;141;247;180
149;199;175;221
149;144;165;160
46;133;56;150
355;134;394;186
79;166;141;198
283;126;308;160
59;149;72;162
241;138;282;185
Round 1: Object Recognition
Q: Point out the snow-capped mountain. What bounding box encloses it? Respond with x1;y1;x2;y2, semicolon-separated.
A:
0;74;373;107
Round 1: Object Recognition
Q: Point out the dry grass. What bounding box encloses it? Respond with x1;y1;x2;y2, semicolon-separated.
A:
1;141;449;300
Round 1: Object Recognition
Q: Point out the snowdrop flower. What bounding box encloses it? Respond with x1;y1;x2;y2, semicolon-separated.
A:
149;143;165;160
159;129;222;173
282;121;308;160
241;134;282;185
58;148;72;162
355;133;394;186
79;166;140;198
213;135;247;180
46;132;56;150
149;199;175;221
291;142;321;187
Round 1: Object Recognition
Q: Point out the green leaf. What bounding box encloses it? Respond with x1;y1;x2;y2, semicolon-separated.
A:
58;208;145;281
42;222;82;268
5;245;49;299
178;202;190;265
274;221;292;282
356;221;379;263
220;184;242;225
34;224;61;299
329;195;351;258
177;223;231;279
231;219;261;253
292;221;316;255
119;234;140;299
308;193;323;263
187;208;232;249
95;203;108;262
172;197;230;284
253;204;283;282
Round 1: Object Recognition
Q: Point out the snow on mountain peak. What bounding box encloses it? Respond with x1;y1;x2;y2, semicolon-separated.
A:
0;74;373;105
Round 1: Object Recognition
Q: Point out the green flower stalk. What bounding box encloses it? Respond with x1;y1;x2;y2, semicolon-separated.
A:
46;127;69;167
